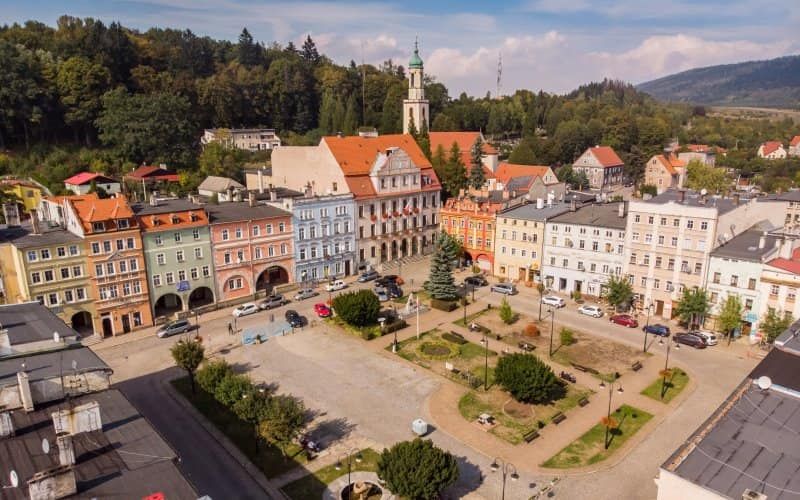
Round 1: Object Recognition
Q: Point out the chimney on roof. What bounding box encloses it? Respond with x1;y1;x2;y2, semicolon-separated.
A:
234;190;243;202
258;169;265;194
57;433;75;466
159;163;167;169
248;191;256;207
733;193;740;206
759;232;767;249
304;183;313;198
336;131;343;138
270;190;277;202
0;411;13;437
780;237;794;259
17;370;34;412
502;190;509;201
618;201;627;218
569;197;577;212
536;198;544;209
678;190;686;203
149;194;158;206
29;208;41;235
27;466;77;500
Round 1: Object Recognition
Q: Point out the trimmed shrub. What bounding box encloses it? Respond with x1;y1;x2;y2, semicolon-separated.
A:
214;372;253;407
494;353;566;404
524;323;540;337
499;297;515;324
378;438;459;499
442;332;468;345
332;289;380;327
560;327;576;346
430;298;458;312
383;319;408;334
196;359;233;394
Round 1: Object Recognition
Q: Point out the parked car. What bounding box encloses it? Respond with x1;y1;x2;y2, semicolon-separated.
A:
313;303;332;318
156;319;191;338
642;323;670;337
610;314;638;328
674;332;707;349
578;304;603;317
386;284;403;298
375;275;399;287
691;330;718;346
376;289;389;302
357;270;380;282
285;309;303;328
541;295;566;308
325;280;346;292
259;294;288;310
232;303;259;317
464;275;489;287
490;283;518;295
294;288;319;301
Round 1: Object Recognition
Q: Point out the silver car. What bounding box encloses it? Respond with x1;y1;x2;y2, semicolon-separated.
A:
490;283;518;295
156;319;191;338
294;288;319;301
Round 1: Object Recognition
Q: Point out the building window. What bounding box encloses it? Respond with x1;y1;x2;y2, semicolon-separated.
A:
31;272;41;284
227;277;243;290
165;272;175;285
193;228;200;239
157;253;166;265
64;290;74;303
48;293;59;306
222;229;229;241
266;224;273;234
281;243;288;255
667;258;675;271
694;263;702;275
191;268;199;280
40;248;51;260
748;278;756;290
118;219;129;229
26;251;38;262
745;298;753;310
115;239;124;251
730;275;738;287
224;252;231;264
237;249;244;261
119;260;127;273
123;282;131;296
194;247;202;259
60;268;70;279
789;288;797;302
641;277;647;287
660;217;667;225
673;218;680;227
72;266;82;277
655;256;662;268
713;272;721;284
268;246;275;257
770;285;779;296
106;262;114;275
178;270;186;282
130;259;138;271
279;223;285;232
255;247;262;259
235;227;243;239
634;215;640;223
133;312;142;326
176;250;185;262
103;241;111;252
687;220;694;229
202;266;210;278
155;234;163;246
43;270;54;282
174;232;182;242
252;225;260;237
127;238;135;249
629;253;637;264
92;222;105;232
57;246;66;257
700;221;708;230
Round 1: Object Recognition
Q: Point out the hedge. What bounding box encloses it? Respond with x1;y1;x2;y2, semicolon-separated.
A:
431;298;458;312
442;332;468;345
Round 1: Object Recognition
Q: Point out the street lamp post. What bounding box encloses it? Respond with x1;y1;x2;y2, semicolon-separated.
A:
483;329;489;391
194;309;200;339
336;449;363;500
643;302;654;353
547;307;555;358
599;375;624;450
490;458;519;500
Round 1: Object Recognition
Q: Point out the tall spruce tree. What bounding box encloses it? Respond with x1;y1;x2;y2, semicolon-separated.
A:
407;114;418;139
468;135;486;189
444;142;467;198
425;233;458;300
418;120;432;159
301;35;320;63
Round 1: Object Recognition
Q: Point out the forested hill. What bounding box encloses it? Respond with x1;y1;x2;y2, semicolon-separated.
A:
637;54;800;109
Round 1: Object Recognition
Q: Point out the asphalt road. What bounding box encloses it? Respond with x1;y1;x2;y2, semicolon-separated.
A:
116;367;278;500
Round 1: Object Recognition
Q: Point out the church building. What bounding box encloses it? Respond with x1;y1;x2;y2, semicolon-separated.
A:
403;41;429;135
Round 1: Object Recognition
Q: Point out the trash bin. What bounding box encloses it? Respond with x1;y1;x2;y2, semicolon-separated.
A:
411;418;428;436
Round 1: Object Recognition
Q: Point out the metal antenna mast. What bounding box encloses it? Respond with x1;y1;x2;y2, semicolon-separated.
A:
361;41;366;127
496;52;503;98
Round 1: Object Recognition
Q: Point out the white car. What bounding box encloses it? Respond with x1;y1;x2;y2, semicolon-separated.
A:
325;280;346;292
232;303;259;317
692;330;718;346
294;288;319;301
578;304;603;317
541;295;566;308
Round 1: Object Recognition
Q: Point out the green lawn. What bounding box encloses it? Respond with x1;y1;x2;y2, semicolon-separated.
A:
459;340;497;360
393;289;430;304
640;368;689;403
452;308;489;327
328;316;382;340
542;404;653;468
281;448;380;500
172;377;306;478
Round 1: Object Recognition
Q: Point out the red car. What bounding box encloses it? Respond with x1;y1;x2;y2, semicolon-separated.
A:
610;314;638;328
313;303;332;318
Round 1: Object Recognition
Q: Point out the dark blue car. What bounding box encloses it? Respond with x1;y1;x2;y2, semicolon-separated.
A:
642;323;670;337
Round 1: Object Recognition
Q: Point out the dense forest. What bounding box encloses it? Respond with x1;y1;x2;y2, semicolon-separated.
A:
0;16;799;195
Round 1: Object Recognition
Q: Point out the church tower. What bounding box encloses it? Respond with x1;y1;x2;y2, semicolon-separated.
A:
403;40;429;135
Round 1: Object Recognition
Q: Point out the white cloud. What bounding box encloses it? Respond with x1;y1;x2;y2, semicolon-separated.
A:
591;34;794;83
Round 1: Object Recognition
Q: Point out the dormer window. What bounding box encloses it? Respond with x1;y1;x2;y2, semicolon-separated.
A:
152;216;160;226
172;215;180;224
190;212;198;222
92;222;105;232
117;219;129;229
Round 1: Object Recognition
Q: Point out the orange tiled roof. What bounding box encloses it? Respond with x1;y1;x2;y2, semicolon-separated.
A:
138;210;209;231
654;154;685;175
790;135;800;147
761;141;784;156
323;134;431;175
588;146;624;167
67;194;134;232
429;132;497;157
686;144;710;153
494;163;551;185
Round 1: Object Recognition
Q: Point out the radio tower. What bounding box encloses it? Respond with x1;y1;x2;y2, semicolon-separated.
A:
496;52;503;99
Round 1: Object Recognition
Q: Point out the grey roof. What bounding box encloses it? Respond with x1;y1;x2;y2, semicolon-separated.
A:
0;302;81;346
506;176;533;191
749;348;800;392
206;201;292;223
0;389;196;499
198;175;245;192
761;190;800;202
0;223;81;249
710;226;781;261
773;317;800;356
667;383;800;500
548;202;627;229
499;201;571;221
567;190;600;203
644;189;746;215
131;198;205;215
0;346;109;386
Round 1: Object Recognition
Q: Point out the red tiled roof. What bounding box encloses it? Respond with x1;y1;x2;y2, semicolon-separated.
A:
67;194;135;232
686;144;710;153
767;248;800;274
125;165;179;182
494;163;552;185
588;146;624;167
760;141;784;156
790;136;800;147
64;172;117;185
323;134;431;175
428;132;497;157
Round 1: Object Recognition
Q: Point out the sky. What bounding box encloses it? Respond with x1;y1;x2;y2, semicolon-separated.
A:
5;0;800;96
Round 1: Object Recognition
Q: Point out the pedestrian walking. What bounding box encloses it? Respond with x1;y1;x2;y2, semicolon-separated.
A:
228;322;233;336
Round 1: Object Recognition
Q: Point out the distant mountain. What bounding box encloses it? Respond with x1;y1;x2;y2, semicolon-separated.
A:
637;55;800;109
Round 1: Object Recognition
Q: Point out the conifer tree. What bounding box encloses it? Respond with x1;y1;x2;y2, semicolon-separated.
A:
407;114;418;139
418;120;432;160
468;135;486;189
425;233;458;300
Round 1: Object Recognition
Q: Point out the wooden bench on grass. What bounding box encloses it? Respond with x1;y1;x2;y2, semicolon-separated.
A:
523;429;540;442
552;412;566;424
571;362;600;375
632;360;643;372
578;397;590;407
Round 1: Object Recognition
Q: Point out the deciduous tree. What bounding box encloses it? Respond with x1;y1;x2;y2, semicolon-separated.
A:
258;395;306;457
170;339;205;394
377;438;459;499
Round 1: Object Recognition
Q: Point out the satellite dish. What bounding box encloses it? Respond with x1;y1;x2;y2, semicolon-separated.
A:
9;470;18;488
53;331;60;343
71;360;78;371
42;438;49;454
757;376;772;390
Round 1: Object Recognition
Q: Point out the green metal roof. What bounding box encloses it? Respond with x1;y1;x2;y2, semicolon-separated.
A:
409;41;423;69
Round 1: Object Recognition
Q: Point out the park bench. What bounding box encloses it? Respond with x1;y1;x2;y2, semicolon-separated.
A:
571;362;600;375
631;361;643;372
578;397;590;407
552;412;566;424
523;430;540;442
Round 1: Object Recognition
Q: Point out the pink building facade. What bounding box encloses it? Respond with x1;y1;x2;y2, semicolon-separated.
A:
207;202;294;302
